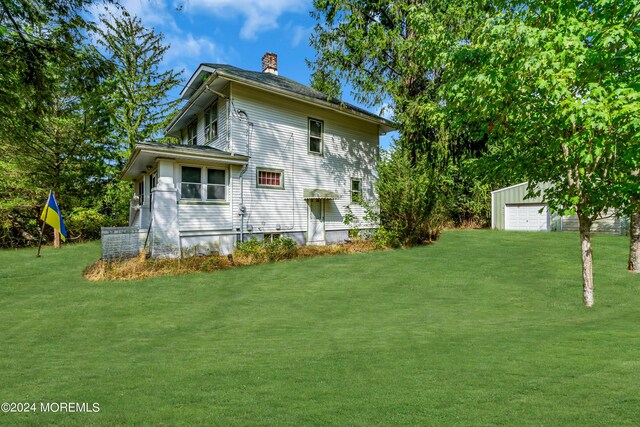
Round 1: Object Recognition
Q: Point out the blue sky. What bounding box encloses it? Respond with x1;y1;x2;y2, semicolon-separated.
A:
95;0;397;148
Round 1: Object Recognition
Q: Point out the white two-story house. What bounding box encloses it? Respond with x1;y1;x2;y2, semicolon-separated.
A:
102;53;394;259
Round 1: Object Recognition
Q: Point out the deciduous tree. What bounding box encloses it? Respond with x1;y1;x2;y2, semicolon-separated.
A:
448;0;640;305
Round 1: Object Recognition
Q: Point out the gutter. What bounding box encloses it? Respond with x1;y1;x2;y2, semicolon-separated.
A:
120;145;249;179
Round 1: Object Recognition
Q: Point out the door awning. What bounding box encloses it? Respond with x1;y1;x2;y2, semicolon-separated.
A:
303;189;340;200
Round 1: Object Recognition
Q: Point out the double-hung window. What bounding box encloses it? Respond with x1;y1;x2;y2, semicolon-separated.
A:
206;169;225;200
181;166;227;201
204;103;218;143
186;121;197;145
308;118;323;154
351;178;362;204
181;167;202;199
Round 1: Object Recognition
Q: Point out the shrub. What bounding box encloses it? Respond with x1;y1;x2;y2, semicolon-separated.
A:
376;149;447;245
263;236;297;261
66;207;109;240
371;226;401;249
235;236;298;262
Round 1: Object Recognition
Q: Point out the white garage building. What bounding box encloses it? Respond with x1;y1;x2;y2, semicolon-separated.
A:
491;182;624;233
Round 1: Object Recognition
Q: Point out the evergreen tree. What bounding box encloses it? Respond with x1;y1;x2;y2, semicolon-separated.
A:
96;11;183;153
0;0;119;247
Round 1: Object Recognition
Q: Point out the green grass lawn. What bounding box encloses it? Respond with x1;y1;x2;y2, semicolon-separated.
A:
1;230;639;425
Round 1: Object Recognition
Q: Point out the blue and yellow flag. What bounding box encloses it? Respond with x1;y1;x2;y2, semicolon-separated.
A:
40;191;67;241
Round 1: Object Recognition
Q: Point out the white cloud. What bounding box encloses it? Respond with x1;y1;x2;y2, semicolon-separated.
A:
290;24;312;48
164;33;223;65
184;0;309;40
90;1;226;79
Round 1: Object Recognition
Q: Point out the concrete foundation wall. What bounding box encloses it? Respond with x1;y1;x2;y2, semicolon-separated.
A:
101;227;148;260
180;234;235;257
326;229;349;244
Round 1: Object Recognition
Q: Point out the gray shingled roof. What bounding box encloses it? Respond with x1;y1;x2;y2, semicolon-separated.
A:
204;63;388;123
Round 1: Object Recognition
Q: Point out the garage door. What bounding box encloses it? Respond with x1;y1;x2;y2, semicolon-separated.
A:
505;204;549;231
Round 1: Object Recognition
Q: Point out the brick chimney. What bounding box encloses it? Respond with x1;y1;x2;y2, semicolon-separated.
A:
262;52;278;75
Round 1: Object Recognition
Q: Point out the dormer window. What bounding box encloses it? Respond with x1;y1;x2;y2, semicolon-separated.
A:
205;102;218;143
186;120;197;145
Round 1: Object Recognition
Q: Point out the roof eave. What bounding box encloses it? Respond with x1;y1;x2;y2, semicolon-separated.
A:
120;144;249;180
165;70;223;136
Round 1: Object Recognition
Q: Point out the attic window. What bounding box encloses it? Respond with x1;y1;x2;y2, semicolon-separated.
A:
205;102;218;143
186;121;197;145
308;118;323;154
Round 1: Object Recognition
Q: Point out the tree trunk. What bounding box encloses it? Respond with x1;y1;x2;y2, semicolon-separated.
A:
578;215;594;307
629;210;640;273
54;229;61;248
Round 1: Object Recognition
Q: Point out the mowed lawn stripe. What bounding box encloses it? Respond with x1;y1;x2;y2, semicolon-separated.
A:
0;230;638;425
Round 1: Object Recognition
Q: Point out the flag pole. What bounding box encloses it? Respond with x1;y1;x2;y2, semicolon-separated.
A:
36;191;51;257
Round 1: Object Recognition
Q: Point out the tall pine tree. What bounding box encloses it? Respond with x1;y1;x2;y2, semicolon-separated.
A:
96;11;182;153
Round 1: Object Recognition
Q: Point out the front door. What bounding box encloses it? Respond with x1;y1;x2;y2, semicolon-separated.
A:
307;200;325;244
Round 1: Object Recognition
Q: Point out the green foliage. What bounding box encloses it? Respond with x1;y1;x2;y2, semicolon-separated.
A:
371;226;401;249
310;1;496;232
377;149;448;245
443;160;493;227
96;10;183;152
443;0;640;302
0;3;179;248
66;207;108;240
235;237;298;262
447;0;640;223
342;204;363;238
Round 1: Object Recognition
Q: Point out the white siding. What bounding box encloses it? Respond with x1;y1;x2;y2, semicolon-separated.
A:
179;85;230;150
228;84;379;236
178;204;233;231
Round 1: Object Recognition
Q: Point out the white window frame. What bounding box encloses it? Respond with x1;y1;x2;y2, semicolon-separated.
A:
256;168;284;190
179;165;227;202
351;178;362;204
186;120;198;145
205;168;226;201
204;102;218;143
308;118;324;155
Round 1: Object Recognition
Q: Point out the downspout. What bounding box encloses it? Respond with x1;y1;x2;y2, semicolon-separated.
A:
237;109;251;243
228;84;233;155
